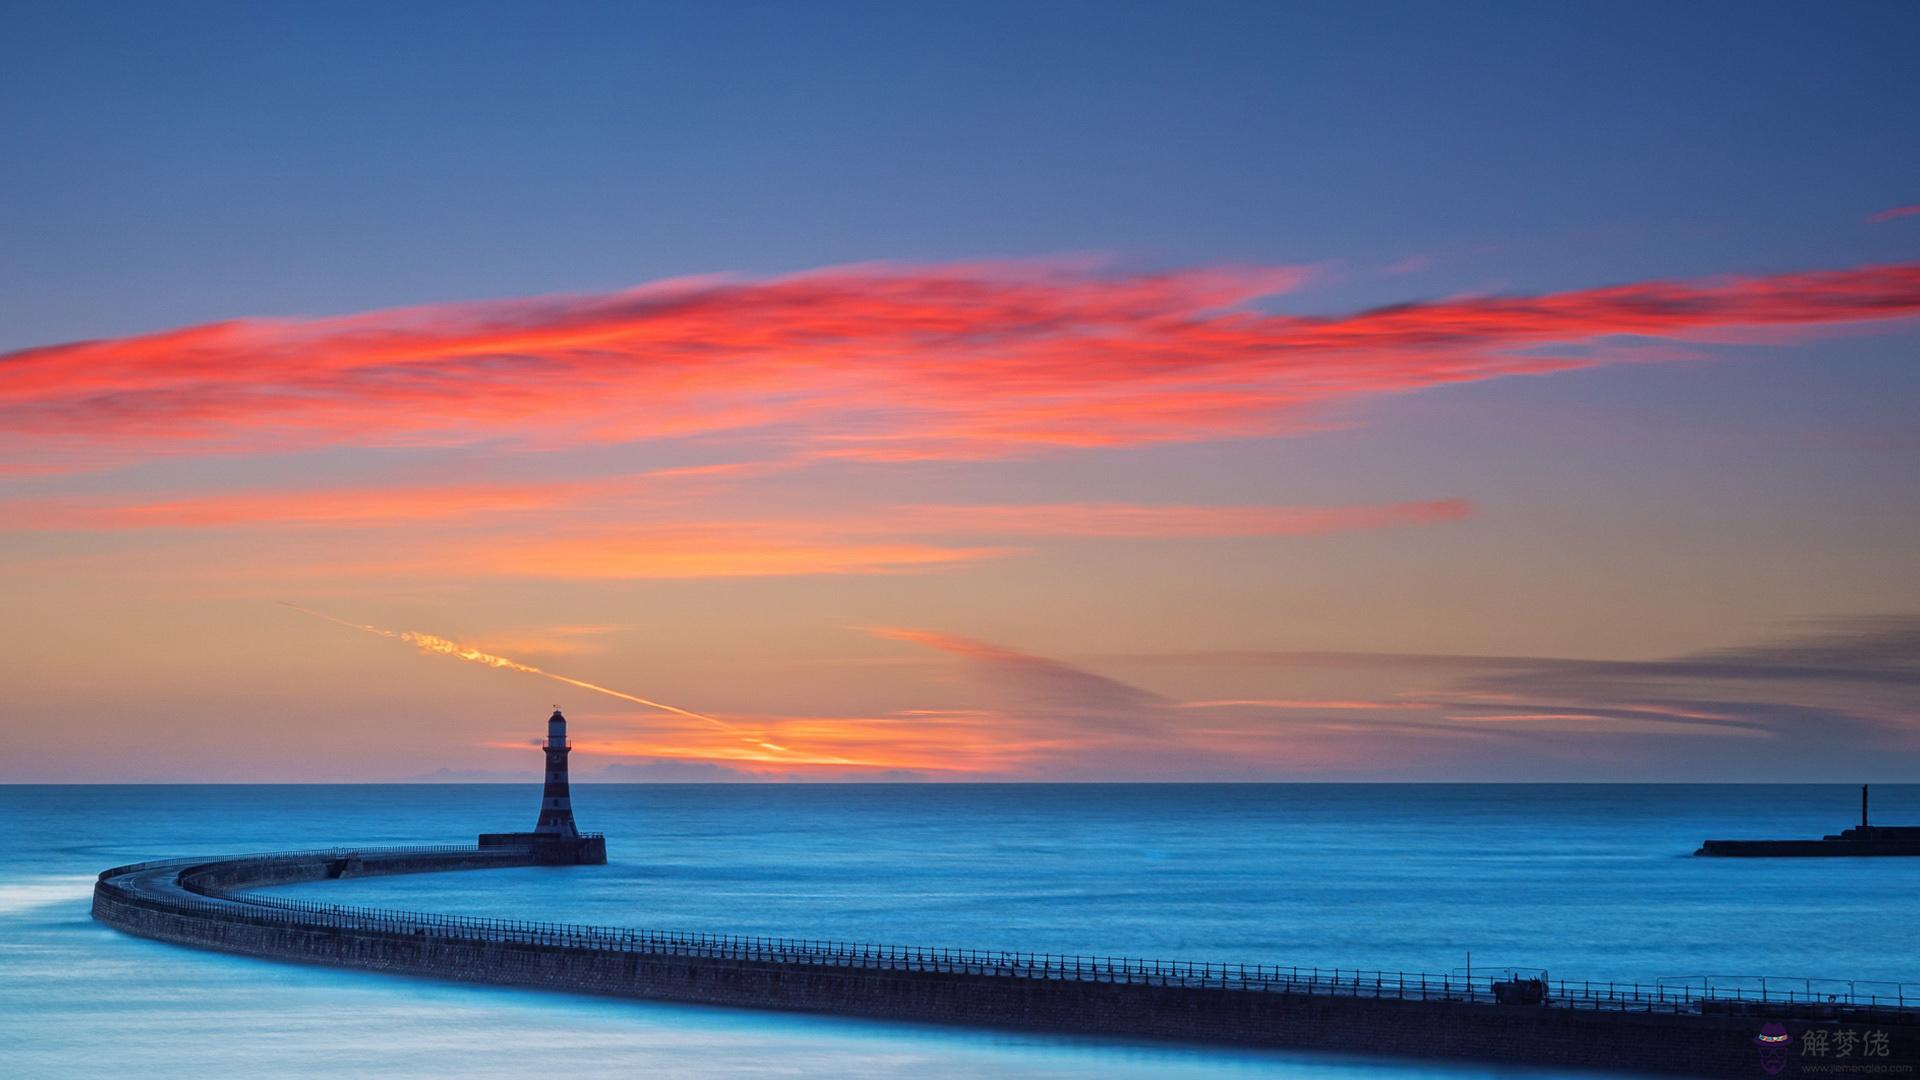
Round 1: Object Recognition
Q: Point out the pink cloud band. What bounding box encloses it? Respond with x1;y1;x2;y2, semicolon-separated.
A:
6;259;1917;467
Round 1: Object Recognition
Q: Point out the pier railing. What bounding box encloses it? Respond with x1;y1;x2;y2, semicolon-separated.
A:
98;847;1918;1017
101;843;504;877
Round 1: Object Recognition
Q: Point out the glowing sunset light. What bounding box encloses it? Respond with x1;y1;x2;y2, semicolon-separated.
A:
15;20;1920;1080
4;13;1918;784
559;708;1063;775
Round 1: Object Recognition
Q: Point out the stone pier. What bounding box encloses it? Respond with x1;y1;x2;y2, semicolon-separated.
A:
92;844;1918;1078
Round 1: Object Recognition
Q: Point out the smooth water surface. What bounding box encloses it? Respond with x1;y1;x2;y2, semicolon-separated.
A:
4;784;1916;1078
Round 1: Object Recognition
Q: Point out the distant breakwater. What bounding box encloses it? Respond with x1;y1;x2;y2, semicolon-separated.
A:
93;846;1918;1078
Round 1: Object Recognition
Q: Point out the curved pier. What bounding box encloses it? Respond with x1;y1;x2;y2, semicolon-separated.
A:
93;843;1919;1078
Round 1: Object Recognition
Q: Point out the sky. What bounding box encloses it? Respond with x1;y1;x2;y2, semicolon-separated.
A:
1;1;1916;782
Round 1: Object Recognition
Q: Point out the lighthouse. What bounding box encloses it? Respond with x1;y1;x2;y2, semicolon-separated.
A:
534;708;579;837
476;707;607;864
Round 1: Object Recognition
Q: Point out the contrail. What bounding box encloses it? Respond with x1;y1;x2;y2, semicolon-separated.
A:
278;602;732;732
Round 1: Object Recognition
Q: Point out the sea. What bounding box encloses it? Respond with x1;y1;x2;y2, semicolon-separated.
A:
3;783;1916;1079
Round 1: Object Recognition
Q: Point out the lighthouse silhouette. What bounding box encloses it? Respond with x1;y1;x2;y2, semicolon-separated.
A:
477;707;607;864
534;708;579;838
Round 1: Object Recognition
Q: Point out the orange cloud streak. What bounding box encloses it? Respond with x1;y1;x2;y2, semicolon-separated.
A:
9;481;592;530
282;603;730;726
283;604;874;766
1;483;1469;546
0;490;1472;584
456;531;1008;579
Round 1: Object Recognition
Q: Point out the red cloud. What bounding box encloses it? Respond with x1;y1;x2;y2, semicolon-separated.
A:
1868;204;1920;223
5;259;1917;467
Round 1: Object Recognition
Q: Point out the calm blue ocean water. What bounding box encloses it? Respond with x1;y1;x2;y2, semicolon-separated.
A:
4;784;1916;1078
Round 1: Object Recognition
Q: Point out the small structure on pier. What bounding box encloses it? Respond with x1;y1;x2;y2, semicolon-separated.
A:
1698;785;1920;857
478;708;607;864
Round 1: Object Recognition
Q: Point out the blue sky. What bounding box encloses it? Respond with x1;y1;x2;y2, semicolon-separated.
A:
6;1;1916;344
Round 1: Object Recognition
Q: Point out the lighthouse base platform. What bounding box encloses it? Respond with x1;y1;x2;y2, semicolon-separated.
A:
476;832;608;865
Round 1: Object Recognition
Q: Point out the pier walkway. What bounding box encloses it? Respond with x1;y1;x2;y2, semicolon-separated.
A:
94;844;1920;1078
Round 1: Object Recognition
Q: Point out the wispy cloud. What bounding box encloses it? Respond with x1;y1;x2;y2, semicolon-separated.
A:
6;259;1917;470
322;618;1920;780
1172;698;1432;711
0;492;1467;583
3;480;597;530
742;619;1920;775
856;627;1524;777
894;499;1471;538
7;256;1916;590
1867;203;1920;224
456;530;1006;579
0;464;759;532
867;627;1168;724
1074;617;1920;777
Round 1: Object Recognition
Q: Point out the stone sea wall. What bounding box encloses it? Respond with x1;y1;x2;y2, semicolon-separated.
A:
93;849;1916;1079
